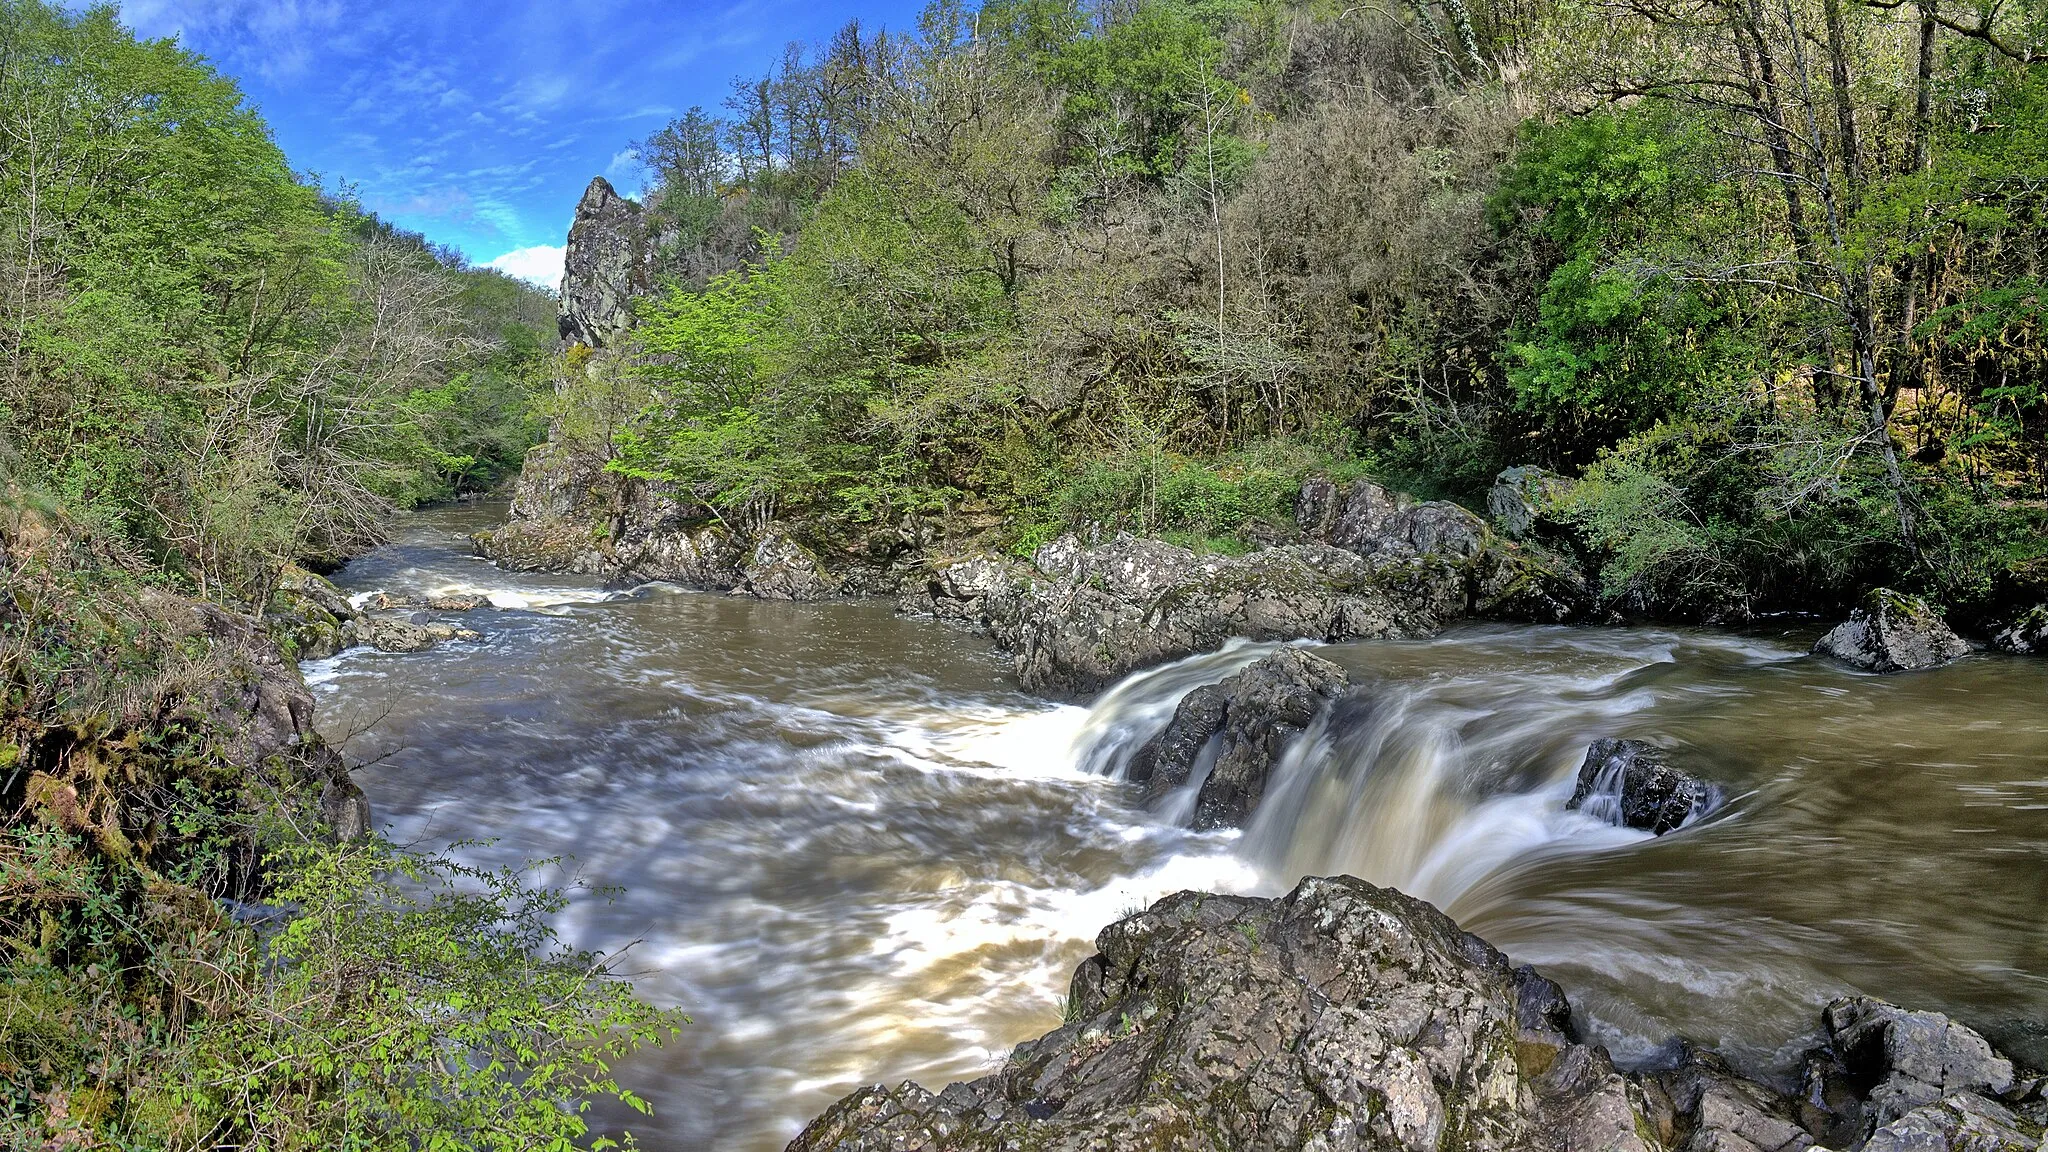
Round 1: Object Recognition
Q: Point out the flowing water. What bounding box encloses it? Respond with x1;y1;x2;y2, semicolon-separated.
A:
312;505;2048;1150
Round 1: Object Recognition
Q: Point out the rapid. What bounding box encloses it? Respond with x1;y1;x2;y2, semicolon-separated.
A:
311;505;2048;1150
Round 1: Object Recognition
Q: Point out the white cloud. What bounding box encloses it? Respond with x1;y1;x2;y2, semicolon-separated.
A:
485;244;565;291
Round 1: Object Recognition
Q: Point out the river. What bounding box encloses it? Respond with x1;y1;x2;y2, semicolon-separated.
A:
309;504;2048;1150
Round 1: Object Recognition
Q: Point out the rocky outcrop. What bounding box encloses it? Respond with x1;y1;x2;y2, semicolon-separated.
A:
360;616;483;654
1487;466;1576;542
1814;589;1971;673
1566;739;1720;835
790;876;1588;1152
1126;649;1350;828
1991;605;2048;656
1007;535;1461;694
558;177;656;348
790;878;2046;1152
742;529;841;600
907;476;1588;695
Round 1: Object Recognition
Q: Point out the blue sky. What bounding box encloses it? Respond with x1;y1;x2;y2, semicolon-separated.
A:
115;0;925;289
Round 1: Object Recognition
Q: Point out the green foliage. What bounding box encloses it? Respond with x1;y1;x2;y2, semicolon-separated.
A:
1493;109;1757;459
0;0;554;600
2;833;681;1151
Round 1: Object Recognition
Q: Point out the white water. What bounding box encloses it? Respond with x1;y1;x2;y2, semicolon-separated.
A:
318;508;2048;1149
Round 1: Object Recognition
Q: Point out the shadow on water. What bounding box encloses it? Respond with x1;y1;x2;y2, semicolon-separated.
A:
315;505;2048;1149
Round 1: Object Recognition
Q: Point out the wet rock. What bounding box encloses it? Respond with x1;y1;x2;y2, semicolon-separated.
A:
1531;1042;1660;1152
1488;465;1576;541
1126;649;1350;828
362;617;483;653
558;176;655;348
1825;997;2017;1130
788;875;1603;1152
1813;589;1970;673
741;529;840;601
1649;1046;1817;1152
1567;739;1718;835
1860;1092;2043;1152
1991;605;2048;656
1513;964;1578;1077
1125;684;1227;795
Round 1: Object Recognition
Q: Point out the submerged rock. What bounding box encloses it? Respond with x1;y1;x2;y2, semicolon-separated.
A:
1567;739;1718;835
1127;649;1350;828
1813;589;1970;673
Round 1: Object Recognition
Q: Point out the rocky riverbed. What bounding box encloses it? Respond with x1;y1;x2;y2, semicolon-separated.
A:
791;876;2047;1152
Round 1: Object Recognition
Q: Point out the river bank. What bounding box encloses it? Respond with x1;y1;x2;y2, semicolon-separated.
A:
315;503;2048;1150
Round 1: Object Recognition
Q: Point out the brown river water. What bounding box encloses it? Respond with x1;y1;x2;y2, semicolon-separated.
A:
310;504;2048;1151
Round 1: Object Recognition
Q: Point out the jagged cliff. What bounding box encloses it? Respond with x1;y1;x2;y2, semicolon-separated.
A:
556;176;659;349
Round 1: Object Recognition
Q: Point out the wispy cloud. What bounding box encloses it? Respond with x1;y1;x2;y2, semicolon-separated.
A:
110;0;929;261
486;245;565;291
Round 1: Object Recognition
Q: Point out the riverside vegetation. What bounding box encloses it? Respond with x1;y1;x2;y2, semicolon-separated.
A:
4;0;2048;1147
1;3;680;1148
519;0;2048;634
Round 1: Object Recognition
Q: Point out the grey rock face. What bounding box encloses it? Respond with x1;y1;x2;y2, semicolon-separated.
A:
788;875;1569;1152
1000;536;1461;695
1488;466;1576;541
362;616;483;653
1647;1047;1818;1152
1567;738;1718;835
558;176;654;349
1826;997;2017;1130
1474;540;1591;624
1860;1092;2043;1152
1991;605;2048;656
1310;477;1491;561
1813;589;1971;673
787;878;2045;1152
742;529;840;600
1125;649;1350;828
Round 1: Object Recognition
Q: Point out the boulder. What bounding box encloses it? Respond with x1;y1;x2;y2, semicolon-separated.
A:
786;876;2042;1152
1126;648;1351;828
1813;589;1970;673
1488;466;1576;541
1474;540;1591;624
788;875;1636;1152
1645;1046;1818;1152
1860;1091;2042;1152
741;529;840;601
362;617;483;653
1307;477;1491;561
1567;739;1718;835
1990;605;2048;657
1825;997;2017;1130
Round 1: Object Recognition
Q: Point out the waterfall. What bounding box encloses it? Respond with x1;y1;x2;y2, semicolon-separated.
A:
1063;637;1681;916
